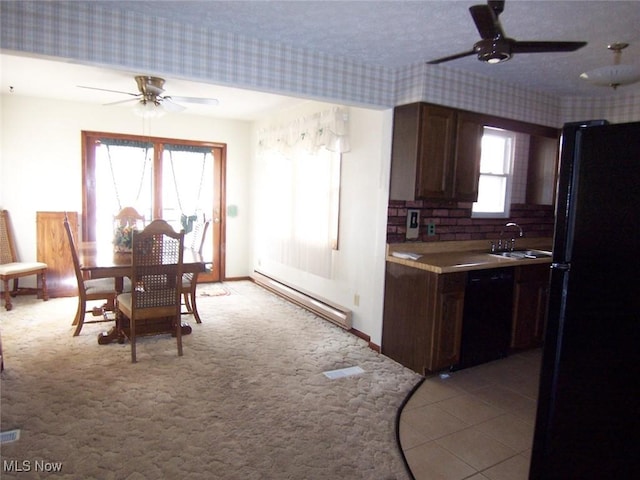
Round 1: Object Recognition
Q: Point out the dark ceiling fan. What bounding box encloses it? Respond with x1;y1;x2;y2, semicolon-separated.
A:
427;0;587;65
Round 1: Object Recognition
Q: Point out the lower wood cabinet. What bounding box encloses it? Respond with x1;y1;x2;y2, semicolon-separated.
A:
429;272;466;372
511;264;551;350
382;262;465;375
382;261;551;375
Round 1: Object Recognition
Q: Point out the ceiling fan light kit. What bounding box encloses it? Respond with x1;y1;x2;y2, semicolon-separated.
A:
133;99;167;118
476;38;511;64
580;43;640;90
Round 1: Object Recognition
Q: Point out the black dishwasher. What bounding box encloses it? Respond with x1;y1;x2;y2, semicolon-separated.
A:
455;267;514;371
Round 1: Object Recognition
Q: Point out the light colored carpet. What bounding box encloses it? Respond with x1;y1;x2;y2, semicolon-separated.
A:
0;281;420;479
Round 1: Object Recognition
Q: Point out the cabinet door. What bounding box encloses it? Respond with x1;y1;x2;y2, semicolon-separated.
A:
511;265;550;349
454;112;484;202
390;103;422;201
415;104;456;199
430;273;466;371
382;262;437;374
526;135;559;205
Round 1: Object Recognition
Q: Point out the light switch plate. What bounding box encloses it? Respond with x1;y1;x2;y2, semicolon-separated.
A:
406;209;419;240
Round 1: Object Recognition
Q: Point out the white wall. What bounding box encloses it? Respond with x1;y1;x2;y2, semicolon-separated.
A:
0;95;252;279
251;102;392;345
1;93;392;346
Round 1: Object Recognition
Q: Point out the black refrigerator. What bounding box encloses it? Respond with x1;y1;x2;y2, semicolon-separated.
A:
529;120;640;479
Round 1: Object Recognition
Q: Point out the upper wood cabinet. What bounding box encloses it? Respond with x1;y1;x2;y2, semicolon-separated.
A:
454;112;485;202
390;102;560;204
390;102;483;202
526;135;559;205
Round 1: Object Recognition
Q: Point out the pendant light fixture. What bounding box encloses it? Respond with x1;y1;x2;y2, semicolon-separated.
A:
580;43;640;90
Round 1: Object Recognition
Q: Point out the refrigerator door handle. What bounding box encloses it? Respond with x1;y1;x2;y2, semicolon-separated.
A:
551;262;571;271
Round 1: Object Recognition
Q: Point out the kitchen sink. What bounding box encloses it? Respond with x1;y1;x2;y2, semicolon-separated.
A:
490;249;552;259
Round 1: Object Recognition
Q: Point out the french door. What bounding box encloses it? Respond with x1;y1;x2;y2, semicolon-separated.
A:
82;131;226;282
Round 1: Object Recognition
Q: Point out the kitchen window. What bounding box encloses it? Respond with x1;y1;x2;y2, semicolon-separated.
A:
472;127;516;218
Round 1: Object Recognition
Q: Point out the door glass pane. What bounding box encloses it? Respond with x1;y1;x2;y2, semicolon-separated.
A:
162;148;214;238
95;143;153;241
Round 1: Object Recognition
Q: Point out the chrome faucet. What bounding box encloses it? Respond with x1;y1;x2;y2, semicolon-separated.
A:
498;222;523;251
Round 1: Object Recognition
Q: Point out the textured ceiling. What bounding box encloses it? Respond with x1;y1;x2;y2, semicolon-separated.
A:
92;0;640;97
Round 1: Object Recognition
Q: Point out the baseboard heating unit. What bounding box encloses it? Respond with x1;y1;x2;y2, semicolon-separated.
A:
251;271;352;330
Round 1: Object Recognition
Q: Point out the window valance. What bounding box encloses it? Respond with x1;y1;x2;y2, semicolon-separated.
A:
258;107;350;155
164;144;213;155
98;138;153;149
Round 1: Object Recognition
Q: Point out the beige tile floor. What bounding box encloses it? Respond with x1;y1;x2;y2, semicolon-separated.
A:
399;349;542;480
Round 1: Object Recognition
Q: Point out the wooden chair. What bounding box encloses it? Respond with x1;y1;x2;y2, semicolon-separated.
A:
63;215;126;336
0;210;48;311
116;220;185;363
181;219;210;323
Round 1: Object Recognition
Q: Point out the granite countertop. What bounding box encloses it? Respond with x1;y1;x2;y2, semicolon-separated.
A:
386;237;553;274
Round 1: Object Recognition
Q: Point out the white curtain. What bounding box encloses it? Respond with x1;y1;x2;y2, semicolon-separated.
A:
257;107;350;278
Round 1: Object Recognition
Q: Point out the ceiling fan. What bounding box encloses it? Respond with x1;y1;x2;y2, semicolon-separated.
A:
427;0;587;65
77;75;219;114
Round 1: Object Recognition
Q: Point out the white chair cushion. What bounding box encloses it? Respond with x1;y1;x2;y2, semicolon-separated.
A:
84;277;131;295
85;277;118;295
117;292;132;311
0;262;47;276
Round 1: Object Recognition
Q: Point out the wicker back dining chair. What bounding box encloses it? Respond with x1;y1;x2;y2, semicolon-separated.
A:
0;210;48;311
116;219;185;363
181;219;210;323
63;215;125;336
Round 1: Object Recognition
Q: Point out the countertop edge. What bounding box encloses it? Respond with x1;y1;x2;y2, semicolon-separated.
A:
386;238;553;274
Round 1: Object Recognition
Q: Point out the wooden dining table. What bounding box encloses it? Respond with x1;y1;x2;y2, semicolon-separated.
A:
79;242;206;345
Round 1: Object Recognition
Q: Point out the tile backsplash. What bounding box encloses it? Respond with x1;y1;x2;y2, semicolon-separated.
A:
387;200;554;244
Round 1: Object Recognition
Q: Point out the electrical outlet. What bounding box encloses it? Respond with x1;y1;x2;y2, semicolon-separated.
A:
353;294;360;306
427;222;436;236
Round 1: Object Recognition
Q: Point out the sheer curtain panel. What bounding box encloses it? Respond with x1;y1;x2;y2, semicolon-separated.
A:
256;107;350;278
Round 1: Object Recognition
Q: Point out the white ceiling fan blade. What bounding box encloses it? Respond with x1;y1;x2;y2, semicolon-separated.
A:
169;95;219;106
161;97;187;113
77;85;139;96
104;97;140;106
